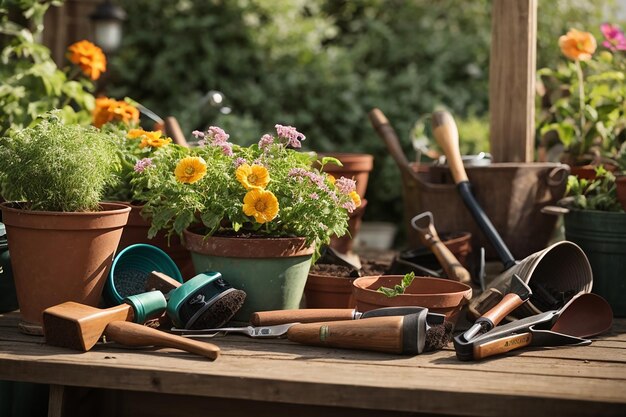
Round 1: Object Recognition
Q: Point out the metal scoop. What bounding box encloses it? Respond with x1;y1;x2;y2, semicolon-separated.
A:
454;292;613;361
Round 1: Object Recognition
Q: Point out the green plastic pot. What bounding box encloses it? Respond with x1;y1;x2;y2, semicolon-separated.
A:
564;209;626;317
183;230;314;323
105;243;183;306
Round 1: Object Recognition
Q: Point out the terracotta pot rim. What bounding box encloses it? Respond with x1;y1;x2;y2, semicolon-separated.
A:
183;228;315;258
352;275;472;307
0;201;131;216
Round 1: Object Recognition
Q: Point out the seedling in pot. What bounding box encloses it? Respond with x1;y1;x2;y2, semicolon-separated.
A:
377;272;415;297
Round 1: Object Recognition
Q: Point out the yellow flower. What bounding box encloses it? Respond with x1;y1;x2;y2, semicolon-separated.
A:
175;157;207;184
235;163;270;190
326;174;336;185
349;190;361;208
140;132;172;148
67;40;107;80
559;29;597;61
243;189;279;224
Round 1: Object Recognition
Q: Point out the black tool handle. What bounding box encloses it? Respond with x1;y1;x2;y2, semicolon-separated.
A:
431;110;516;270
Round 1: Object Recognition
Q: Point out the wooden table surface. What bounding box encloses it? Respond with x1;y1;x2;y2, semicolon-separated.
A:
0;311;625;417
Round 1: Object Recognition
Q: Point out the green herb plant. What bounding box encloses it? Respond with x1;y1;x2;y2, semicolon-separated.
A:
377;272;416;298
561;166;623;212
0;112;121;212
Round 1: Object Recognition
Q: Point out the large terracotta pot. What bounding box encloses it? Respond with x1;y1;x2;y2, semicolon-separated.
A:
304;273;356;309
117;203;195;280
0;202;130;333
183;229;314;323
352;275;472;325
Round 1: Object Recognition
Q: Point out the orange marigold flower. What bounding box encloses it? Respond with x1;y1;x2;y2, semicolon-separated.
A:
243;189;279;224
236;164;270;190
67;40;107;80
175;156;207;184
92;97;140;128
559;29;597;61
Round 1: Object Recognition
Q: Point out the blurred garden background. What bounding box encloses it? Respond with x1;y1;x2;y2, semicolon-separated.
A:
3;0;626;244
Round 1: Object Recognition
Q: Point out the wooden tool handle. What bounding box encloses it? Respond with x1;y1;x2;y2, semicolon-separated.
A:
431;110;468;184
473;332;533;360
104;321;220;361
250;309;355;326
368;108;418;181
287;316;405;354
164;116;190;148
479;293;525;327
145;271;182;292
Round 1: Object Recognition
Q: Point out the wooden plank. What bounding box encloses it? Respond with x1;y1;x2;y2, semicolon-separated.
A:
489;0;537;162
48;385;65;417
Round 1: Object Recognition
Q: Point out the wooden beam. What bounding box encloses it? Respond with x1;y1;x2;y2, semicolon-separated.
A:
489;0;537;162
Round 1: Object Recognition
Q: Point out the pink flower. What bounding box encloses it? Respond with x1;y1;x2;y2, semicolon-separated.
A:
258;134;274;149
601;23;626;51
220;143;234;157
310;192;319;200
192;130;205;139
134;157;154;173
275;124;305;148
335;177;356;194
207;126;230;144
234;157;247;168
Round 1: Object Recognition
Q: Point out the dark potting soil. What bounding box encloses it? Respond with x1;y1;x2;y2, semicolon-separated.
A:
310;259;390;278
115;269;150;298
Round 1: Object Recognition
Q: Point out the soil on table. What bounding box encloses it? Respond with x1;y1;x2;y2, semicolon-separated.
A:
310;259;390;278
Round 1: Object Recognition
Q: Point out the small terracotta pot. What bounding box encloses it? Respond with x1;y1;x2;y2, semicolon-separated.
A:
0;202;131;333
352;275;472;325
616;175;626;212
116;202;195;280
304;273;356;309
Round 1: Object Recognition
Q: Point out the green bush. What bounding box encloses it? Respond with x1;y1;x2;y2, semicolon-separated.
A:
107;0;619;242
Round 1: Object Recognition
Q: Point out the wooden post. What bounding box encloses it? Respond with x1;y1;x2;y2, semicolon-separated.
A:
489;0;537;162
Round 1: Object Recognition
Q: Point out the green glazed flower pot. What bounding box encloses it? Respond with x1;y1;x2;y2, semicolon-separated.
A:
183;229;314;323
564;209;626;317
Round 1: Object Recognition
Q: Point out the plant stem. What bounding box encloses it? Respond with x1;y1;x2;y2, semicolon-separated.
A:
575;59;586;157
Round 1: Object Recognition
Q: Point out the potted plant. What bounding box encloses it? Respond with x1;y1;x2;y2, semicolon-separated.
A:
556;166;625;316
0;113;131;333
537;25;626;177
134;124;360;322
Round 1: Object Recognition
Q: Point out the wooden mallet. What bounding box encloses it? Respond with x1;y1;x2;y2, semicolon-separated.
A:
42;291;220;361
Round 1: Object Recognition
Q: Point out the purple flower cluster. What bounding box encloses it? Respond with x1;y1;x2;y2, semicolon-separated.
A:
335;177;356;194
288;168;356;212
258;134;274;150
601;23;626;51
134;157;154;173
275;124;305;148
197;126;233;156
233;157;247;168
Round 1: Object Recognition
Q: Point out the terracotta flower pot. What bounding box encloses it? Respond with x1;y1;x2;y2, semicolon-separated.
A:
0;202;131;334
116;202;195;280
183;229;314;323
304;273;356;309
352;275;472;325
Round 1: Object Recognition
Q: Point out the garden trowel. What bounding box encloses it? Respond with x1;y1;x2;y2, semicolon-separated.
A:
453;292;613;361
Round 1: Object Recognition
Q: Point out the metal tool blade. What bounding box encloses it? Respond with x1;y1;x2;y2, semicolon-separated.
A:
171;323;297;338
